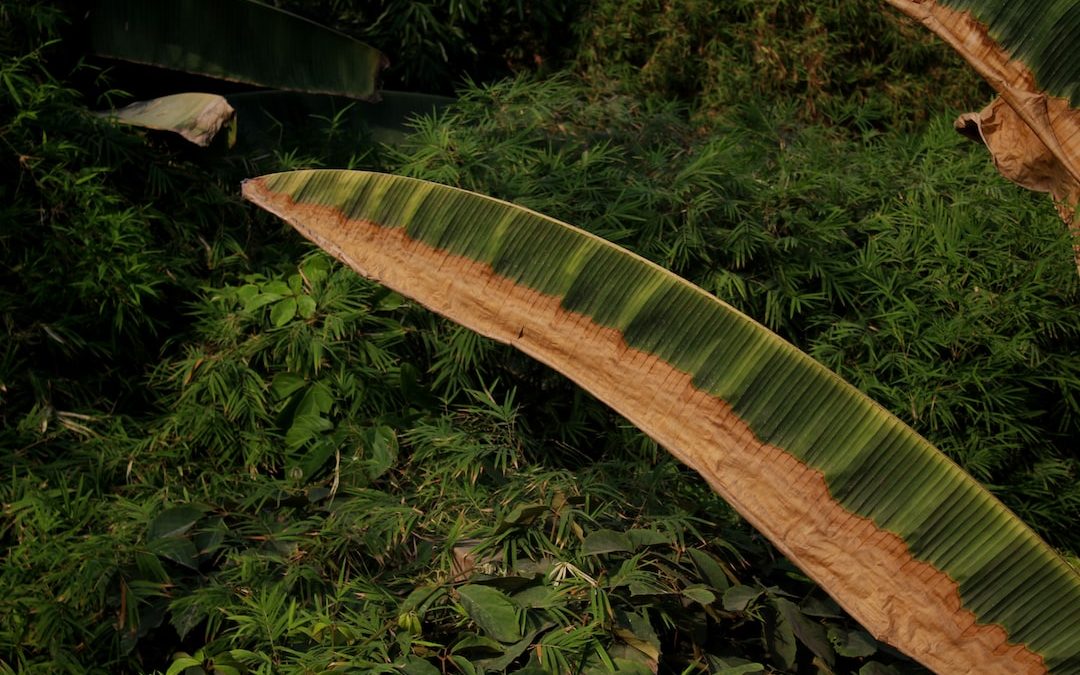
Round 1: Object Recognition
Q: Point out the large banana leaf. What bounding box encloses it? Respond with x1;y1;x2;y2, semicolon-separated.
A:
89;0;386;100
886;0;1080;262
243;169;1080;674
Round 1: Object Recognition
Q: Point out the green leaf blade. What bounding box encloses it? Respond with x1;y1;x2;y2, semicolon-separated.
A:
90;0;385;99
243;169;1080;674
457;585;522;644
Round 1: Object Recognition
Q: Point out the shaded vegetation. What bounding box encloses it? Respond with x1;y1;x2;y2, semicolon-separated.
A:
1;1;1078;673
270;0;579;92
573;0;988;130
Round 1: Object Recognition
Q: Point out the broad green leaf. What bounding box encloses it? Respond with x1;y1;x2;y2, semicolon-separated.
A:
287;273;303;294
166;657;204;675
235;283;260;306
497;503;548;532
627;581;664;598
399;585;445;616
294;383;333;418
682;585;716;606
705;657;765;675
89;0;385;100
582;529;634;556
270;372;307;400
97;93;235;147
192;518;227;556
626;610;660;655
300;384;332;416
149;536;199;569
294;440;336;480
474;623;551;671
148;505;203;540
449;655;477;675
296;295;316;319
452;634;506;654
828;626;878;659
300;254;331;285
263;280;291;296
774;597;834;667
713;667;765;675
511;585;561;609
584;659;654;675
626;528;670;548
800;595;845;619
171;604;204;641
378;291;407;311
365;425;398;480
687;548;731;591
457;584;522;644
611;644;658;670
243;290;282;312
284;413;333;448
270;297;297;326
244;169;1080;674
768;598;798;672
400;656;440;675
722;585;760;612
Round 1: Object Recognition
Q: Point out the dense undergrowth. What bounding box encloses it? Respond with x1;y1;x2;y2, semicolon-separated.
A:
573;0;988;130
2;1;1079;673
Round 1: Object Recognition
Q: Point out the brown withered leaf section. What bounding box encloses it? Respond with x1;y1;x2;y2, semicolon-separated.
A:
887;0;1080;269
242;177;1048;675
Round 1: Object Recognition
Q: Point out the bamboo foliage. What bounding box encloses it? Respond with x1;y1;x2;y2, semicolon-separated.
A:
244;169;1080;674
